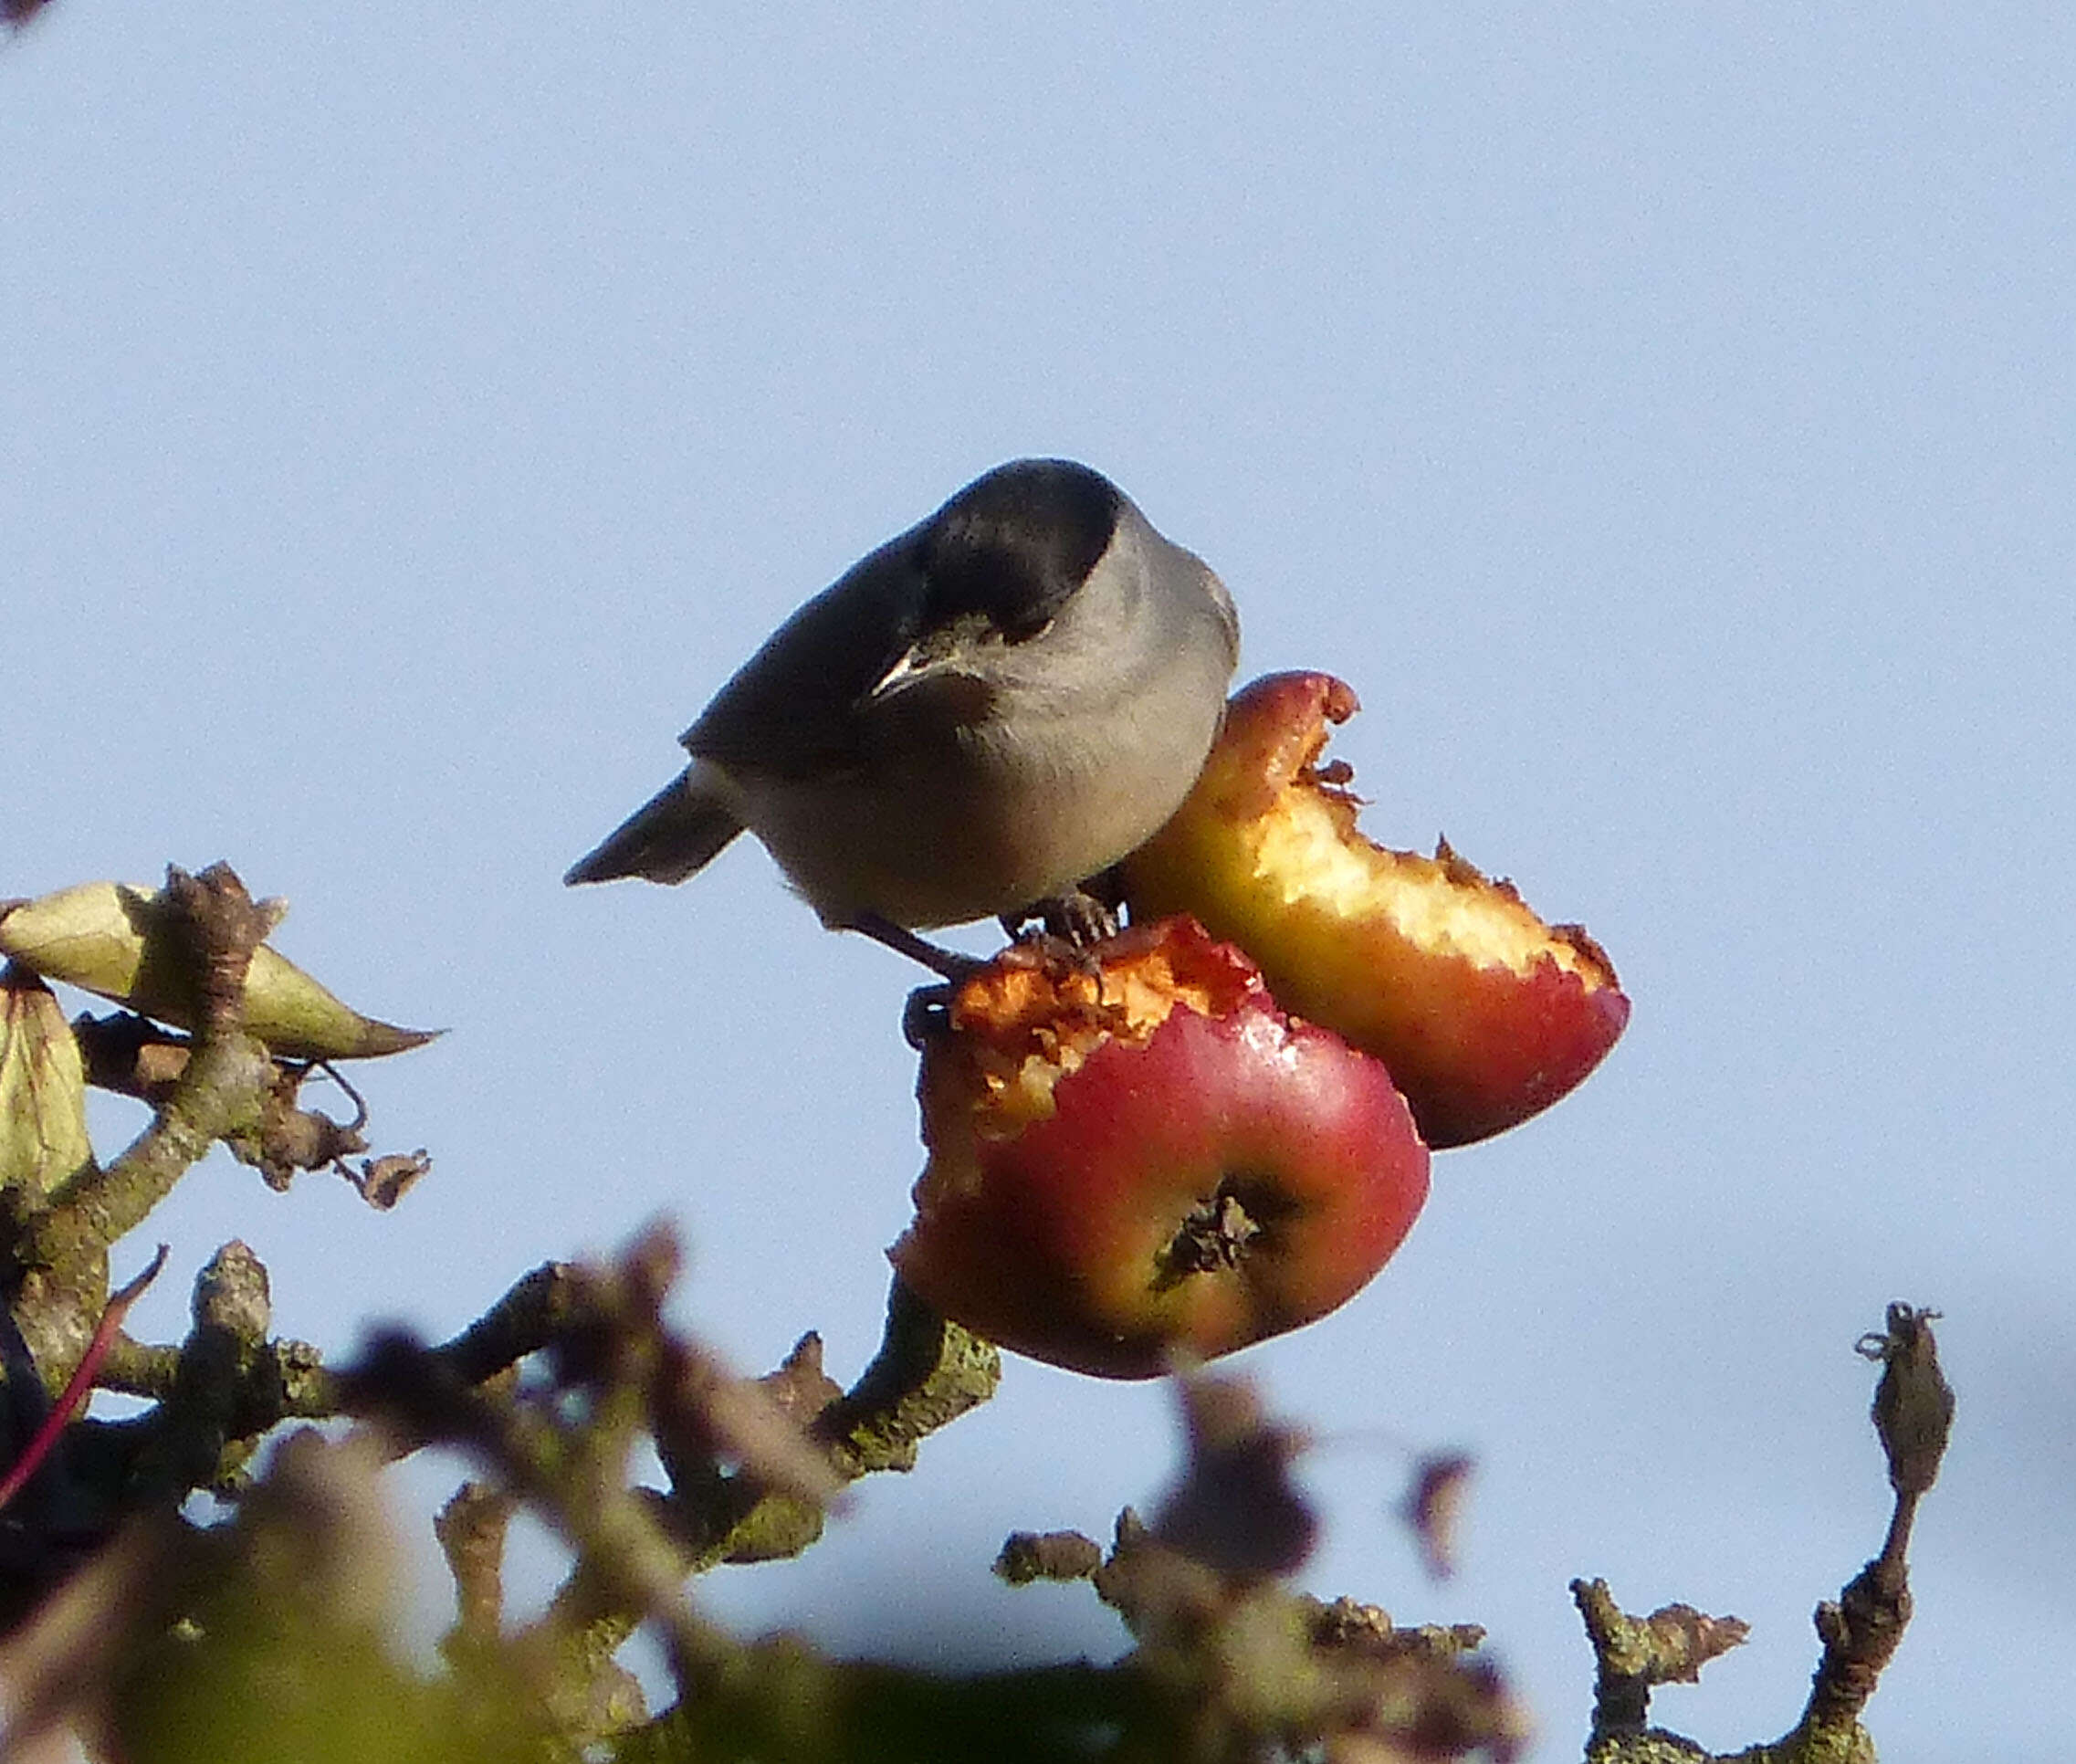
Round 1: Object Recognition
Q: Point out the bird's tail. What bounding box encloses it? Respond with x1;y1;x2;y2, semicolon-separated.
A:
563;772;743;886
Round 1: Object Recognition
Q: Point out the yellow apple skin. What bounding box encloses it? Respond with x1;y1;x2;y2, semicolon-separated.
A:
1122;672;1629;1149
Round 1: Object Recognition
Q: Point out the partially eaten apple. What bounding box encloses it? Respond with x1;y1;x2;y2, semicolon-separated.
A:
1122;672;1629;1148
890;917;1430;1380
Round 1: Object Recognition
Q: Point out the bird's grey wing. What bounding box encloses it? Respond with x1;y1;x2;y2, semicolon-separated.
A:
562;772;742;885
681;529;931;782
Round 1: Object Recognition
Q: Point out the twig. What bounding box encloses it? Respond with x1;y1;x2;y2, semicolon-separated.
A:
1786;1304;1954;1754
1569;1302;1955;1764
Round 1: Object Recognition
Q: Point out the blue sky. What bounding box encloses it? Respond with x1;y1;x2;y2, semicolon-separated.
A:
5;8;2072;1758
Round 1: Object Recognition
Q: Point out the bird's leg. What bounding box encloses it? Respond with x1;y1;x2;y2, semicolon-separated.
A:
845;912;987;981
866;868;1127;1042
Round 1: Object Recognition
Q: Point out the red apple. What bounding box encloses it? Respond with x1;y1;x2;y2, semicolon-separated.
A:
890;917;1430;1380
1122;672;1629;1148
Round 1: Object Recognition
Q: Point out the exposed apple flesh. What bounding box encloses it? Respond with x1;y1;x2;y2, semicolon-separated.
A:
891;917;1430;1380
1122;672;1629;1148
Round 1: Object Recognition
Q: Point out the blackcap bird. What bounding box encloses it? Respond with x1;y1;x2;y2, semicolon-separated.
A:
566;459;1239;971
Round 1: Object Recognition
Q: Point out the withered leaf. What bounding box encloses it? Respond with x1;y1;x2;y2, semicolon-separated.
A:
0;965;96;1200
0;882;435;1060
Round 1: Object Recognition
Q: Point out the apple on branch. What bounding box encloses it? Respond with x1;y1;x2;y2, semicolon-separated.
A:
891;917;1430;1380
1122;672;1630;1148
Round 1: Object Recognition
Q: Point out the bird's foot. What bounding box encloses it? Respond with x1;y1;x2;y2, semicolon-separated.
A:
902;982;956;1051
1000;878;1121;949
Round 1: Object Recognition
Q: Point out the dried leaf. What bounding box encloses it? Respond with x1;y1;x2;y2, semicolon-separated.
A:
1151;1373;1317;1579
0;966;95;1200
1401;1452;1474;1580
348;1150;433;1211
994;1529;1104;1584
1637;1601;1750;1682
0;882;435;1060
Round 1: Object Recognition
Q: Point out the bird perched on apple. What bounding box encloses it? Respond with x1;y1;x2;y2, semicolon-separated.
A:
568;460;1628;1376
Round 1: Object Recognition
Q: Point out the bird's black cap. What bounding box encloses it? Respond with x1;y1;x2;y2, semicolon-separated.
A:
918;459;1124;641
